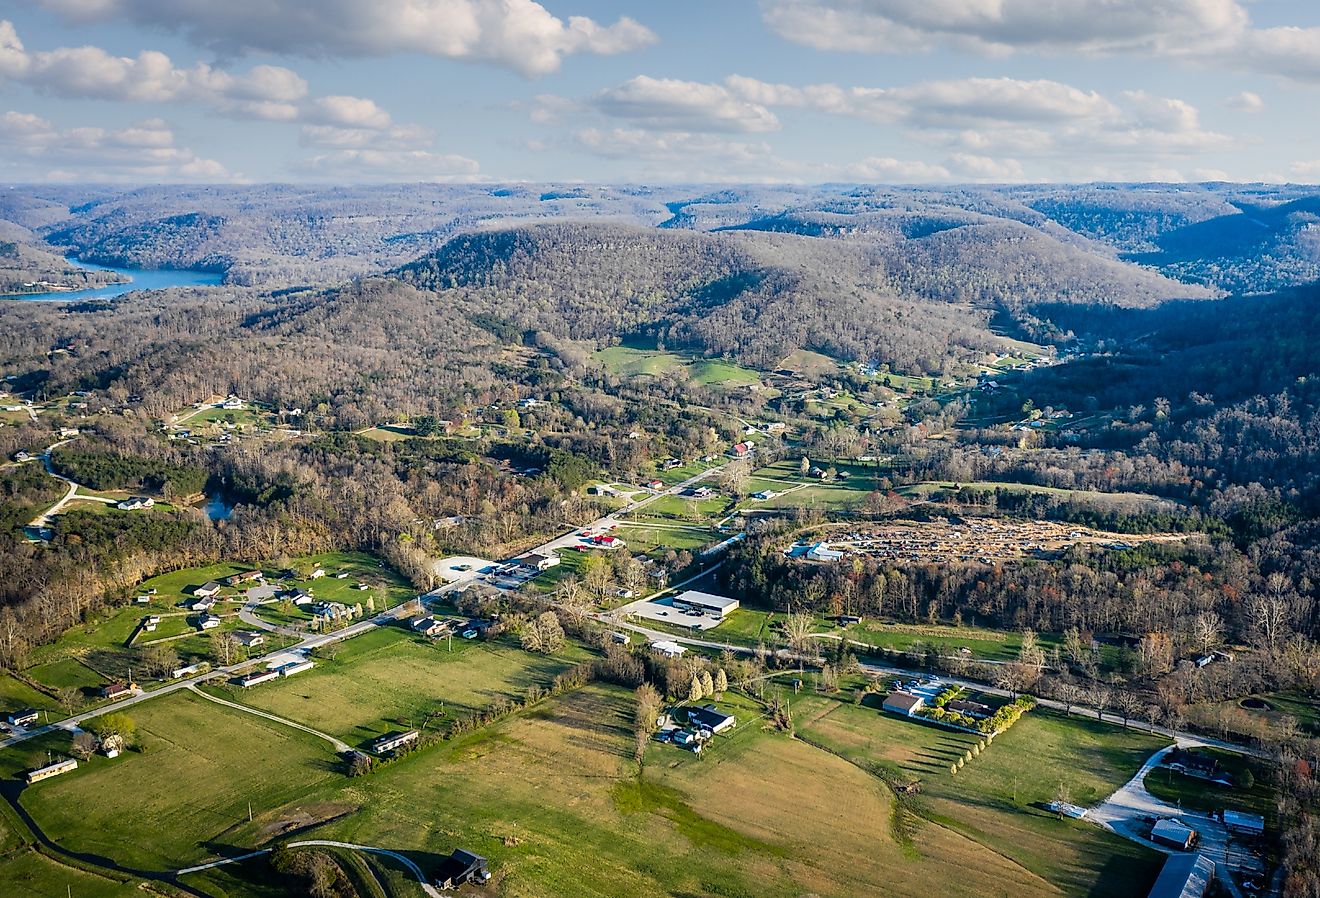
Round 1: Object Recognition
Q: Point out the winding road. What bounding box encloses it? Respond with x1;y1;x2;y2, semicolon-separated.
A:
177;840;441;896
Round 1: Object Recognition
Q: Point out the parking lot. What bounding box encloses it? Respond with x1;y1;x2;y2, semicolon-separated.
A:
621;596;726;631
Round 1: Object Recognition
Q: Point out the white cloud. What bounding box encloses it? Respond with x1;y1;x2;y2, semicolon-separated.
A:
841;156;951;182
759;0;1320;83
0;20;412;134
301;148;481;182
1290;160;1320;181
593;77;780;133
1223;91;1264;112
585;74;1230;161
38;0;658;77
574;127;776;163
0;110;234;181
725;75;1117;127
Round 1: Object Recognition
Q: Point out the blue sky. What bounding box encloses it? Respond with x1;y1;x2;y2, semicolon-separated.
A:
1;0;1319;184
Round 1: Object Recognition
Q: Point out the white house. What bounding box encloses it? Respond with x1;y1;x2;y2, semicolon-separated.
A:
116;496;155;511
650;640;687;658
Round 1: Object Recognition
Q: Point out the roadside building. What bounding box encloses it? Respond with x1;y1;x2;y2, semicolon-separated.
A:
6;708;40;727
277;660;314;677
235;631;265;648
946;698;993;719
411;617;451;638
882;692;925;717
171;663;206;679
188;595;217;612
670;590;739;620
1151;818;1198;851
516;552;560;572
26;758;78;784
197;613;222;630
238;670;280;688
650;640;687;658
193;582;223;599
100;683;132;701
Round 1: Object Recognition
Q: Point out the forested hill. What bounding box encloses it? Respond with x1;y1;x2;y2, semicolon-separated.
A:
4;181;1319;296
392;219;1207;370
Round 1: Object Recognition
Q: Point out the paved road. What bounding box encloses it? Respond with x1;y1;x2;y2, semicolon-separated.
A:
177;839;441;896
186;684;351;752
28;437;82;529
597;614;1265;760
1089;740;1247;898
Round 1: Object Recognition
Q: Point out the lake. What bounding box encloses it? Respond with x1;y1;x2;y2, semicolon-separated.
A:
5;258;224;301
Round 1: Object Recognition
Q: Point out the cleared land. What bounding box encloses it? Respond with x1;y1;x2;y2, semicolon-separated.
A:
596;346;760;387
10;691;338;871
207;627;589;746
795;694;1168;898
804;516;1189;566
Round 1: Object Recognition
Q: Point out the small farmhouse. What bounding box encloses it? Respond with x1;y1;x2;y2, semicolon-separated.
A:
225;570;264;586
100;683;132;701
7;708;39;727
116;496;155;511
650;640;687;658
681;705;737;734
882;691;925;717
435;849;491;889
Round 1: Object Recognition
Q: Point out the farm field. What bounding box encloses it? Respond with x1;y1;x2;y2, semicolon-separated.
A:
898;479;1183;511
4;661;1172;898
0;847;152;898
795;696;1168;898
12;690;338;871
207;626;590;746
596;346;760;387
270;685;1063;898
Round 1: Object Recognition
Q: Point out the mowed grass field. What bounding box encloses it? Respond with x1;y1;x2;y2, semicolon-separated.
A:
795;695;1168;898
0;848;156;898
596;346;760;387
250;685;1061;898
14;691;339;871
208;627;591;746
